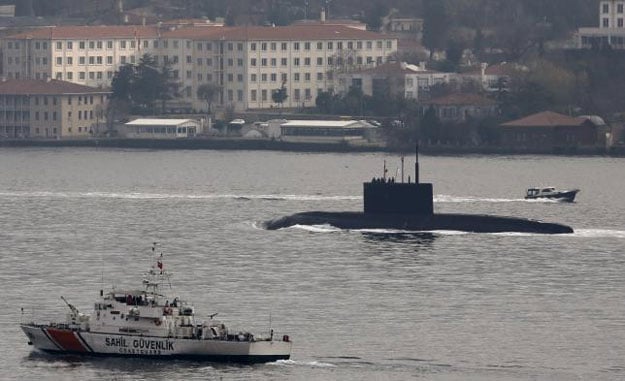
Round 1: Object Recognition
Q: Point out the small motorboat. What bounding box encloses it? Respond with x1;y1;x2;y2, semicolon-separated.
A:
525;187;579;202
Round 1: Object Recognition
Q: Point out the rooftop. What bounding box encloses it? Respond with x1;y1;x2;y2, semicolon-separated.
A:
501;111;589;127
0;79;110;95
126;118;198;126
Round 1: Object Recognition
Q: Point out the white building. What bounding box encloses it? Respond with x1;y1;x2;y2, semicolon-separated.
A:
122;118;201;138
278;119;377;143
1;24;397;112
578;0;625;48
336;62;453;101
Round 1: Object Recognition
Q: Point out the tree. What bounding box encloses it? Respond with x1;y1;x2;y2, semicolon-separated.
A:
272;81;288;109
364;1;389;31
422;0;449;59
197;83;221;115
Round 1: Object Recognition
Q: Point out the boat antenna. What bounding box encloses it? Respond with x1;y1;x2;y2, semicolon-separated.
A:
269;310;273;338
383;160;387;181
61;296;80;315
415;143;419;184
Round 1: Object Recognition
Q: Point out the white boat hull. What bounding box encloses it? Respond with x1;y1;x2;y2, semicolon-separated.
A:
21;324;291;363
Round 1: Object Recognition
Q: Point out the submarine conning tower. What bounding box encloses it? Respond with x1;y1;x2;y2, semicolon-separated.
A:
363;145;434;215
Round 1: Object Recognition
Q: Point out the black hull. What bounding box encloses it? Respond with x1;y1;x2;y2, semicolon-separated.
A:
264;211;574;234
38;349;290;363
525;190;579;202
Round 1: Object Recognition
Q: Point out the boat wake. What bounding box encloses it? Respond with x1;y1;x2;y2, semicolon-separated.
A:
284;225;625;238
435;195;560;203
0;191;359;202
270;359;336;368
570;229;625;239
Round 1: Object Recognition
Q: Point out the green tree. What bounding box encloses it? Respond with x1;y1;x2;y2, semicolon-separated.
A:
422;0;449;59
197;83;221;115
272;81;288;109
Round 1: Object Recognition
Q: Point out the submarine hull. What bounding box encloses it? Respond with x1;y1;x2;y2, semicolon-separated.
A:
263;211;574;234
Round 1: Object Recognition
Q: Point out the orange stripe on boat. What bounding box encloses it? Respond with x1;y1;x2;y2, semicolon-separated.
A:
46;328;88;352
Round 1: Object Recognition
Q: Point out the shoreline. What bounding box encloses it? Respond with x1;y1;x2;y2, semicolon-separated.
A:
1;137;623;156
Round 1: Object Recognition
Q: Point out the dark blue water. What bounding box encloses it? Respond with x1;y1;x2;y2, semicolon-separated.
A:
1;148;624;380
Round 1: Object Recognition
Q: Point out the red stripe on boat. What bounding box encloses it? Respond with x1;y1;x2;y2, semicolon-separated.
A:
46;328;88;352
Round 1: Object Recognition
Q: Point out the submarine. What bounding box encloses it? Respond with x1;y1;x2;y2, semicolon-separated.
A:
263;146;574;234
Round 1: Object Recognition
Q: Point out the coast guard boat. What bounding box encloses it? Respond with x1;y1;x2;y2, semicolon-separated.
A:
20;244;291;363
525;187;579;202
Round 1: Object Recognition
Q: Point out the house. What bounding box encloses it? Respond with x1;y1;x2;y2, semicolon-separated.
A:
0;78;109;139
278;119;377;143
419;93;498;123
578;0;625;49
462;62;526;93
122;118;201;138
498;111;606;150
336;62;453;101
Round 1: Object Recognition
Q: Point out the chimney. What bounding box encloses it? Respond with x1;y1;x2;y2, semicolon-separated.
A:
419;61;426;71
320;8;326;22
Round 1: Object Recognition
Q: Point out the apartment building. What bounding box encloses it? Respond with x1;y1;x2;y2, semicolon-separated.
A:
0;78;110;139
578;0;625;48
336;62;452;101
1;24;397;112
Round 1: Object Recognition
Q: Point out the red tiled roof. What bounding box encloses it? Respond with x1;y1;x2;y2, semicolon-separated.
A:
425;93;496;106
6;25;161;40
501;111;587;127
163;25;390;41
6;24;391;42
0;79;110;95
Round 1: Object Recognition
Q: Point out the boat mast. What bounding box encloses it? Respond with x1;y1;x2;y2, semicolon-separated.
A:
415;143;419;184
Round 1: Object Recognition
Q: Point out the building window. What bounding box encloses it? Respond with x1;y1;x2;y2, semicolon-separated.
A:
604;18;610;27
327;42;333;50
317;72;323;80
56;72;62;79
56;57;62;65
294;58;300;66
251;73;257;82
237;90;243;101
67;72;73;80
251;90;257;101
317;57;323;65
619;3;624;13
270;73;277;82
281;42;287;50
261;42;267;51
271;42;277;50
251;58;257;66
262;89;267;101
619;18;624;27
251;43;257;51
304;57;311;66
56;42;62;50
67;41;73;50
603;3;610;13
281;58;287;66
294;89;300;101
107;41;113;49
294;73;300;81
